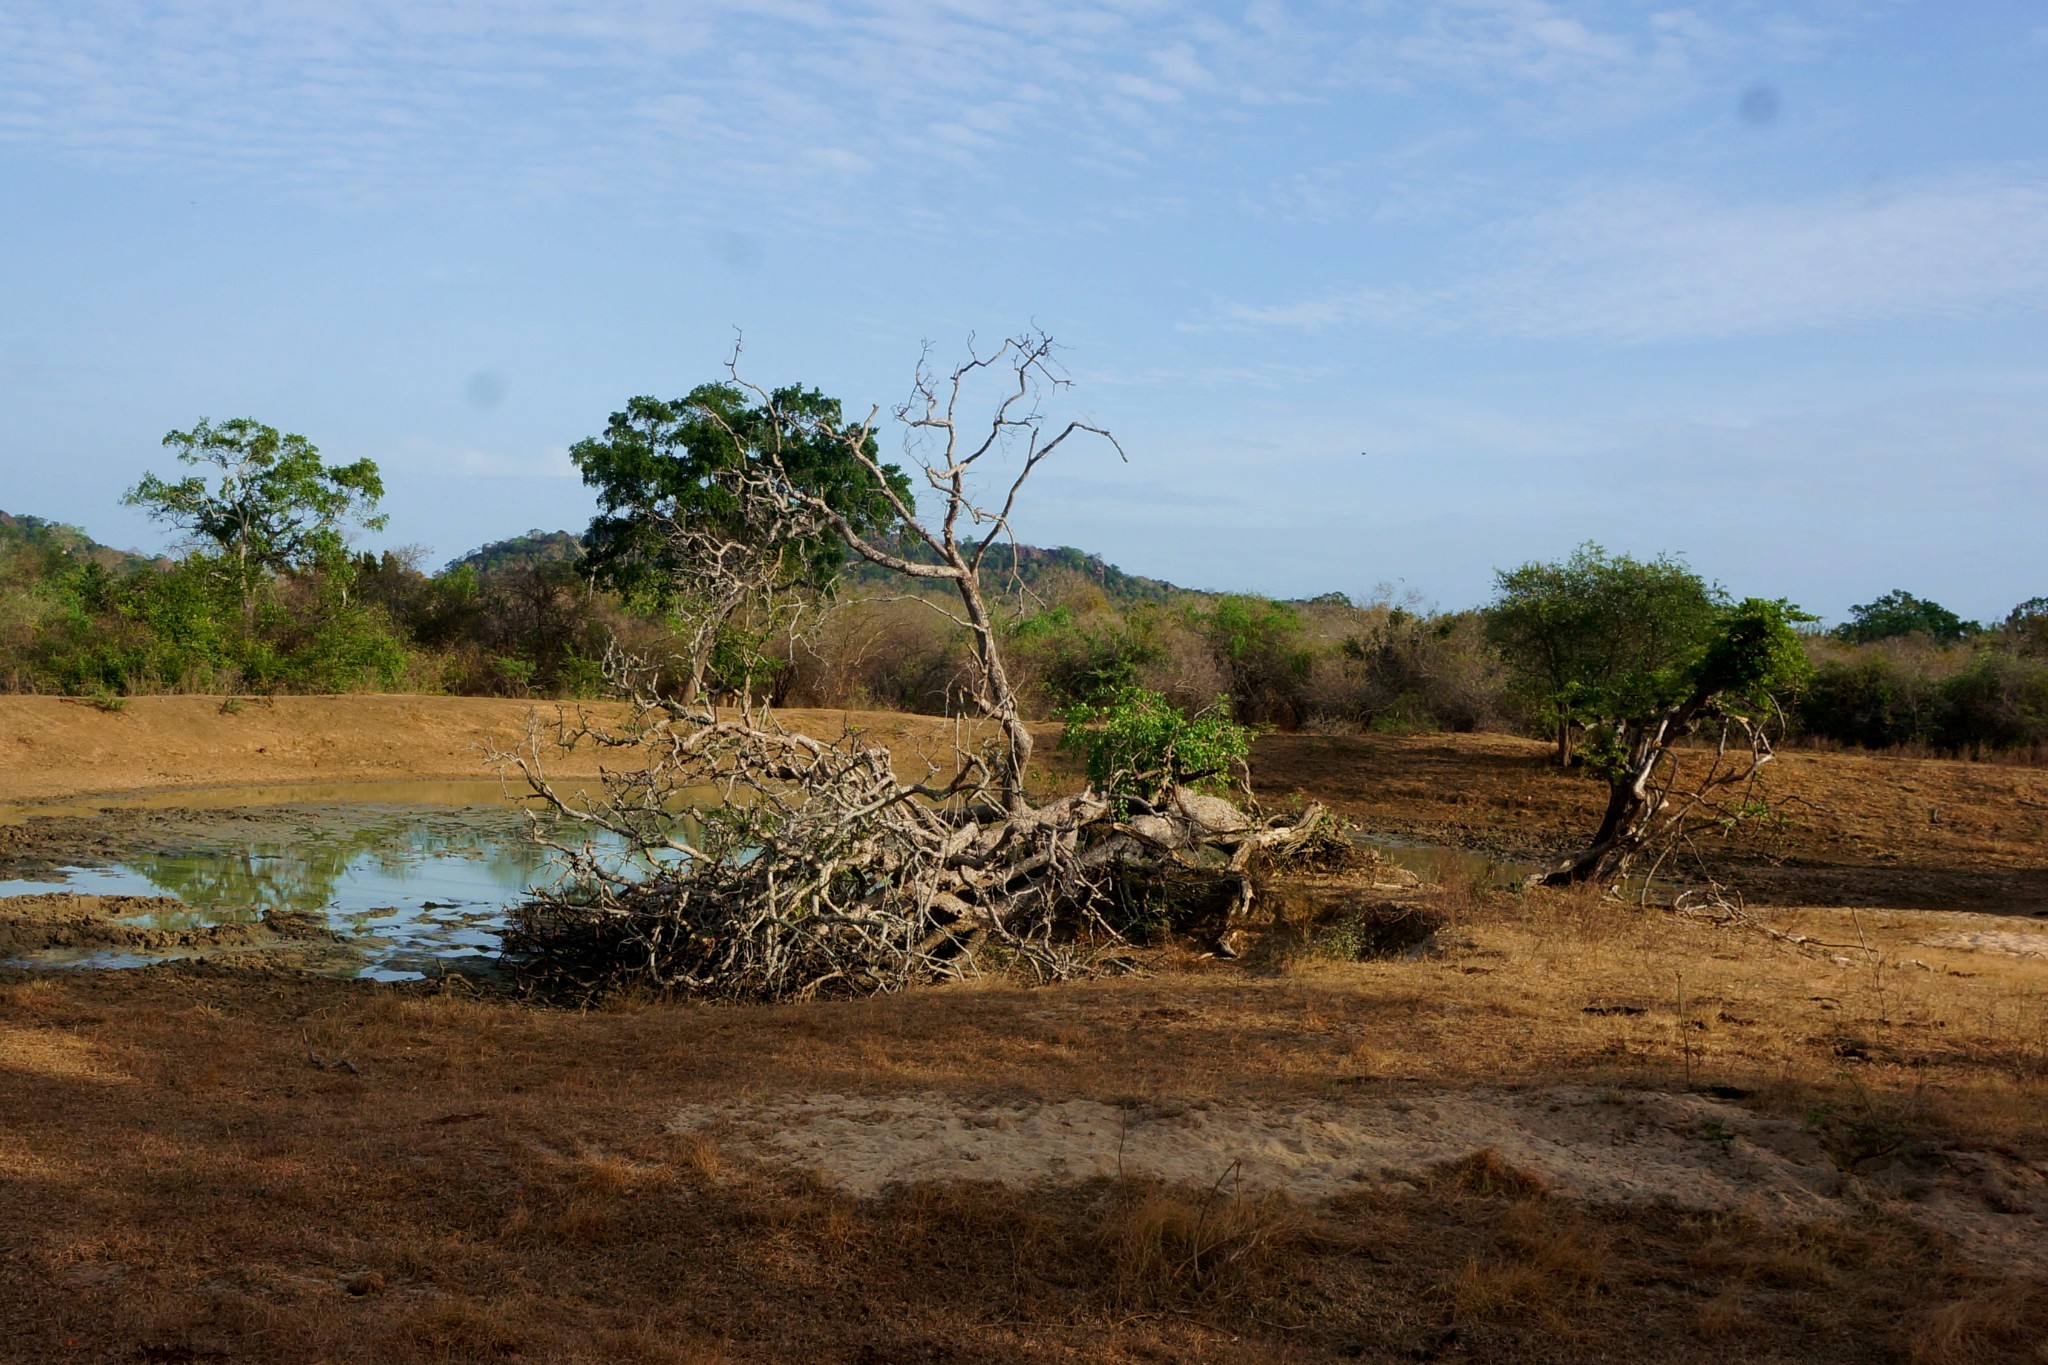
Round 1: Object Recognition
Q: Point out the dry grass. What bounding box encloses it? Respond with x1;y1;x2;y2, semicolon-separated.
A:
4;870;2046;1361
2;726;2045;1360
1908;1280;2048;1364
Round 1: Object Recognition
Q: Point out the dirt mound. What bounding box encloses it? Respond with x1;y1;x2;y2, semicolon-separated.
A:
0;893;340;962
674;1086;2048;1270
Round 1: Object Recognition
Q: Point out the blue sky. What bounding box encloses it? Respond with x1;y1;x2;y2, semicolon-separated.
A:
1;1;2043;621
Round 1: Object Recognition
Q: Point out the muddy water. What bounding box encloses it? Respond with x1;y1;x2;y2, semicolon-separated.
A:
0;781;629;981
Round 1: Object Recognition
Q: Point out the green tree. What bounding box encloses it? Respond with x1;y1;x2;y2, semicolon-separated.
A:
569;384;912;700
124;418;386;607
1833;589;1977;645
572;386;910;604
1485;544;1725;766
1547;598;1812;885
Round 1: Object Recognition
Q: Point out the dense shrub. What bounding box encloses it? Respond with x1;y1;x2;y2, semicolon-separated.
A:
1305;608;1515;734
1056;687;1252;807
1192;595;1312;727
1798;653;1938;750
1935;651;2048;753
1793;633;2048;756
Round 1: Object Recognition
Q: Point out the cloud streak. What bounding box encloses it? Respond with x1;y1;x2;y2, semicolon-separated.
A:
1221;169;2048;342
0;1;1836;210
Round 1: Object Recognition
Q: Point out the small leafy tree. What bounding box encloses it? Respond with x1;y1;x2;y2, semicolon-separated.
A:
1056;687;1252;811
570;385;913;703
124;418;386;609
1833;589;1978;644
1486;544;1725;766
1546;597;1813;887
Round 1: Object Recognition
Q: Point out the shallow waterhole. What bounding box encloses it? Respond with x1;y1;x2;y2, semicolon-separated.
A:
0;780;1529;981
0;779;641;981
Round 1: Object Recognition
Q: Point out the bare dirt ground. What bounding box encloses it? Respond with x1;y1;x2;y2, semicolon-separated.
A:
2;697;2046;1362
1255;731;2048;912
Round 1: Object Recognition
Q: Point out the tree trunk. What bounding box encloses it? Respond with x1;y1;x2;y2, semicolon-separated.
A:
1540;685;1729;888
1540;779;1642;885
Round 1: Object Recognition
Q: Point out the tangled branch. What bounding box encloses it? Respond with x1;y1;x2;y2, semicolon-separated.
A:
496;652;1327;1001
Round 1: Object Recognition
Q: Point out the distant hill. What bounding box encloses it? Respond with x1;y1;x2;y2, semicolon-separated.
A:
841;540;1186;604
446;527;1189;602
0;510;156;572
444;530;584;576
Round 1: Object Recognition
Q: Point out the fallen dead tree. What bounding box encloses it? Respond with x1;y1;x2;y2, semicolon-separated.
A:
498;334;1335;1001
499;661;1333;1001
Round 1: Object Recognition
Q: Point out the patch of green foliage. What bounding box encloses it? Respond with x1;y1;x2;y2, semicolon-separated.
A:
1191;594;1313;726
570;385;912;612
1833;589;1977;645
1056;687;1252;809
1007;603;1163;707
1486;543;1725;764
1574;596;1814;784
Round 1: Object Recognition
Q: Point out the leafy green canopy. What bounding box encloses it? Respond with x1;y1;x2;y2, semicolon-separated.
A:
1056;687;1252;809
1570;596;1813;782
1833;589;1978;644
569;384;912;608
1485;544;1726;752
124;418;386;589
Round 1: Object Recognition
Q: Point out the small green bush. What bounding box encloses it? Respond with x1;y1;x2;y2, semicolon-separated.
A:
1056;687;1252;809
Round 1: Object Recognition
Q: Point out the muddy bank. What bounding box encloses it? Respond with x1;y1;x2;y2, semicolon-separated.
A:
0;799;534;880
0;892;350;969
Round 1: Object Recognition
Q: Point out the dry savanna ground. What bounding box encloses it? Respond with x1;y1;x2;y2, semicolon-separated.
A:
2;697;2047;1363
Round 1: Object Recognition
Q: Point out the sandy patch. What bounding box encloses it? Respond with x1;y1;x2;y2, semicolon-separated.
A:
1919;928;2048;958
674;1086;2048;1269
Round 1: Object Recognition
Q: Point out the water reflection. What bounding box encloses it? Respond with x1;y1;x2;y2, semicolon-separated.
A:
0;804;614;981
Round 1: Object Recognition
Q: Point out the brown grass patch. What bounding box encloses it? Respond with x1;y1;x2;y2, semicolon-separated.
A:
1908;1280;2048;1364
2;721;2046;1360
1097;1174;1304;1309
1431;1147;1550;1200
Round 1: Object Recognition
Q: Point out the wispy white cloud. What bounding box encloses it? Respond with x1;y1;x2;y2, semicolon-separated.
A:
1341;0;1757;128
0;1;1296;202
1219;169;2048;341
0;2;1862;209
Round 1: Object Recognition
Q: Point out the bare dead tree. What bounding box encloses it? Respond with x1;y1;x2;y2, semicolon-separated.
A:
721;331;1122;816
496;333;1337;1001
653;465;833;706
